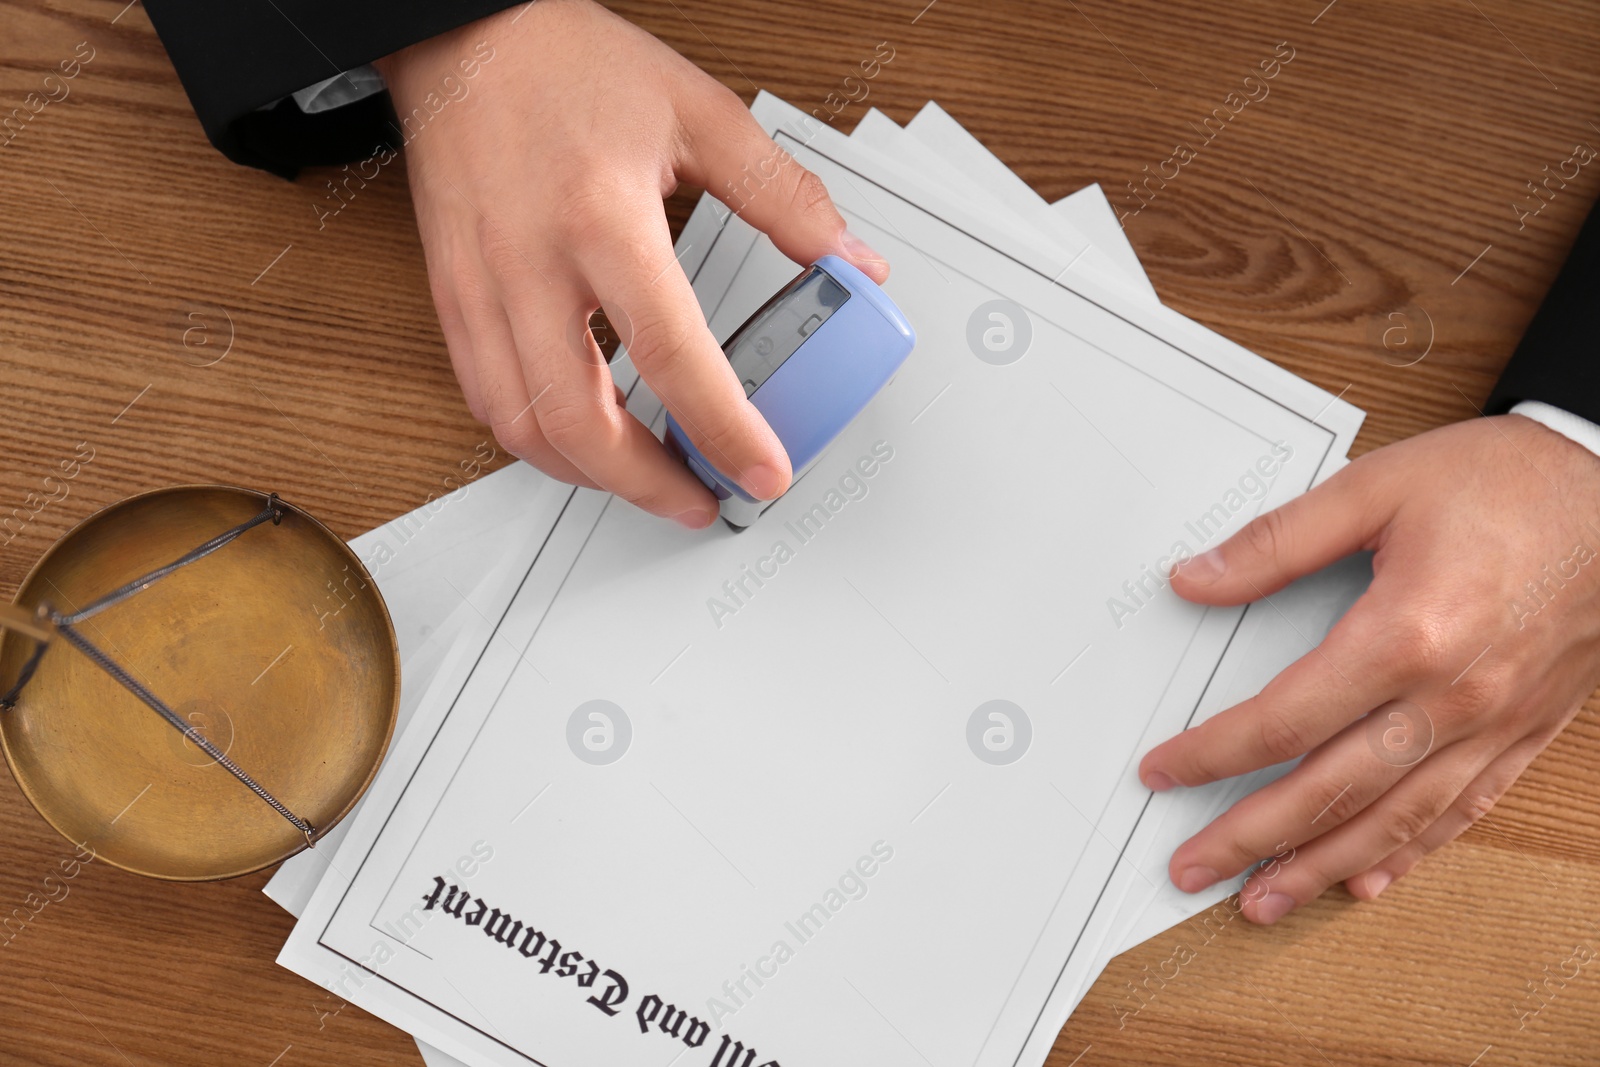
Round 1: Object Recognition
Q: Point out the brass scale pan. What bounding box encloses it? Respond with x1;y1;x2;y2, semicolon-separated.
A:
0;486;399;881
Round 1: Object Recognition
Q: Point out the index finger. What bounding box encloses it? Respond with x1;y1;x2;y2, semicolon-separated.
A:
574;195;791;502
1139;604;1403;788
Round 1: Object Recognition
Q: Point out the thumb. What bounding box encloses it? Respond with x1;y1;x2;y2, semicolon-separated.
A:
1171;452;1391;605
675;87;889;283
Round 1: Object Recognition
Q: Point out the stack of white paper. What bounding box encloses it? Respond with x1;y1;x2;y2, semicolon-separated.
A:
264;96;1371;1067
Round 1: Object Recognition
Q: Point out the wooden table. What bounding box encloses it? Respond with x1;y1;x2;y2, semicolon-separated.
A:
2;1;1597;1064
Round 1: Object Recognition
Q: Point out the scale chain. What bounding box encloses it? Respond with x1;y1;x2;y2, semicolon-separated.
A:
55;624;316;841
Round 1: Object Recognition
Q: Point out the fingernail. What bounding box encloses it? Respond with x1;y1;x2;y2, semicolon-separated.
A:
1182;548;1226;585
743;464;784;501
1362;870;1393;899
1143;770;1177;792
1176;865;1220;893
674;508;715;530
1252;892;1296;924
840;229;889;272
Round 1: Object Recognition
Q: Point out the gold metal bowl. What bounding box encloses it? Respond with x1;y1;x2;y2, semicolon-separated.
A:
0;485;399;881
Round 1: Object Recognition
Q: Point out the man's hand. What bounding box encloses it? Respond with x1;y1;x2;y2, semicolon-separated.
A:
1139;415;1600;923
375;0;888;528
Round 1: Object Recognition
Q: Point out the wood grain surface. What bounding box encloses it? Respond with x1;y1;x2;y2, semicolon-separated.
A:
2;1;1598;1064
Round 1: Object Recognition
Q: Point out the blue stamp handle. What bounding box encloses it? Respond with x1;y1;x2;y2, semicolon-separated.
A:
665;256;915;525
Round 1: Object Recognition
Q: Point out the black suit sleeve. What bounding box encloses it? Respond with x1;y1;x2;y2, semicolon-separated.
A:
144;0;520;177
1486;201;1600;423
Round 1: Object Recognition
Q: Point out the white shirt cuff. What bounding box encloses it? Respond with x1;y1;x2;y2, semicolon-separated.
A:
290;65;386;114
1512;400;1600;459
249;66;386;115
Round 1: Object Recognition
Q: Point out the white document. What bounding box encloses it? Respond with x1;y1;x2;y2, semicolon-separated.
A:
270;102;1160;1067
278;93;1362;1067
273;101;1366;1067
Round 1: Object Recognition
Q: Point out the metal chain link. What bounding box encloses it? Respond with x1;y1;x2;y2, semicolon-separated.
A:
56;496;284;626
55;624;316;841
